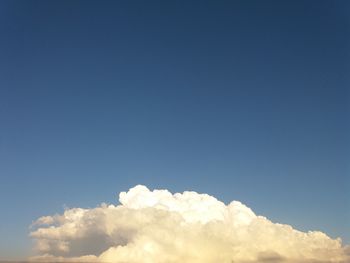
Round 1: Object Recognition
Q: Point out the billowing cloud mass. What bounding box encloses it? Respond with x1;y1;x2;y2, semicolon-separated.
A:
30;185;349;263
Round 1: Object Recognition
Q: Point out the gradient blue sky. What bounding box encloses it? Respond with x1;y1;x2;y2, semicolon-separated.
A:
0;0;349;260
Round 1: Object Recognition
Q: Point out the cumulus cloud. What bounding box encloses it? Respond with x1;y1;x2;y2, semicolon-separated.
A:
30;185;349;263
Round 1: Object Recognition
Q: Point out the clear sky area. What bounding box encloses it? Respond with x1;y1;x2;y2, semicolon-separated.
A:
0;1;349;260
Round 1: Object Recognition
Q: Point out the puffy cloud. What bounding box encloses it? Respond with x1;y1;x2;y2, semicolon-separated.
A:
30;185;349;263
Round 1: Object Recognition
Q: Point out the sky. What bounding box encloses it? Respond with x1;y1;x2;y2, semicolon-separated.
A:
0;0;349;260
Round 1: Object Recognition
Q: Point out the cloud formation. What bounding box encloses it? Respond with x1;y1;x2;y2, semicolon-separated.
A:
30;185;349;262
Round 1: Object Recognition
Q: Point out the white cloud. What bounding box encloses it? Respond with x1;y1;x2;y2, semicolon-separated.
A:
30;185;349;263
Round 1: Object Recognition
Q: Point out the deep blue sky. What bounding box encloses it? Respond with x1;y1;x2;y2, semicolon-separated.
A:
0;1;349;259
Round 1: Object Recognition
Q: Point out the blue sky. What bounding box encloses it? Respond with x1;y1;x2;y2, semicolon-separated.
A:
0;1;349;259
